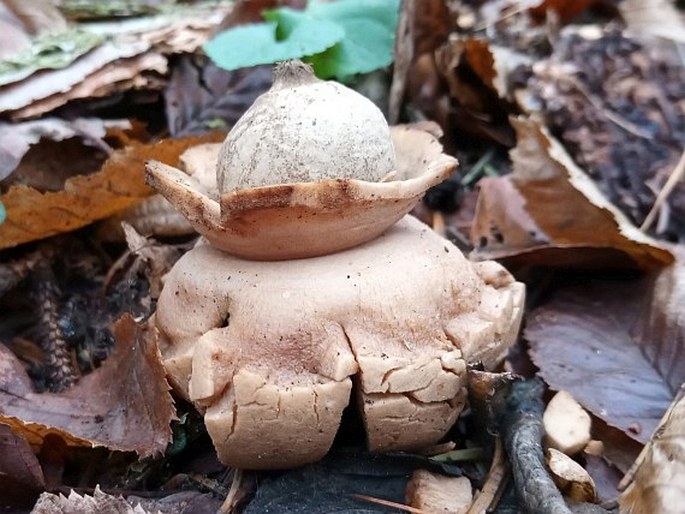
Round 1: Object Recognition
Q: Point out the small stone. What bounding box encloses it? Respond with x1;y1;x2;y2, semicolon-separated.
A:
544;390;592;456
406;470;472;514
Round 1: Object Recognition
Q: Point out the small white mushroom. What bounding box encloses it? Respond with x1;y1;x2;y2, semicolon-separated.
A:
543;390;592;456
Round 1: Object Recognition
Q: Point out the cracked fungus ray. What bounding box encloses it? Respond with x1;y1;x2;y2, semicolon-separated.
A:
153;216;524;469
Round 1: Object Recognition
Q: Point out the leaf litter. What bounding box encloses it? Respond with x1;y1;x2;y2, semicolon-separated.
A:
0;131;224;250
1;0;685;512
470;117;674;270
619;385;685;514
0;315;174;457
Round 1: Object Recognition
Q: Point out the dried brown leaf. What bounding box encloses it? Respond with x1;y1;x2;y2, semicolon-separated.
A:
388;0;454;123
592;418;644;474
0;423;45;506
0;42;157;110
0;4;230;119
0;118;107;181
121;223;184;298
0;132;224;250
471;117;673;270
524;27;685;241
3;51;168;120
631;249;685;392
32;485;151;514
0;315;174;458
619;386;685;514
165;55;272;138
583;454;623;504
430;38;516;147
32;487;222;514
526;253;685;443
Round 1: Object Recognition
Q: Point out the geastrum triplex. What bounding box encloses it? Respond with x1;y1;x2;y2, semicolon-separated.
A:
146;61;524;469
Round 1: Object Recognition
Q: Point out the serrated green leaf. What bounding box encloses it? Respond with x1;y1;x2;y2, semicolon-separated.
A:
306;0;400;79
203;12;344;71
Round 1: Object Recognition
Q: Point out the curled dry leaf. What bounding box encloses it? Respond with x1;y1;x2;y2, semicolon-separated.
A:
425;36;515;147
619;386;685;514
388;0;454;123
0;132;224;250
436;36;530;104
126;491;223;514
0;315;174;458
471;117;673;270
583;453;623;504
97;195;194;241
630;248;685;394
546;448;596;503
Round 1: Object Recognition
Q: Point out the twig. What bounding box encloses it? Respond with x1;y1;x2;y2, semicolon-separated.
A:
350;494;431;514
460;149;495;187
220;469;243;514
430;446;485;463
640;148;685;231
466;437;507;514
496;379;573;514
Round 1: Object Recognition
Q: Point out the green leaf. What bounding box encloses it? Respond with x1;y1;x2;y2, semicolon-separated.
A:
308;0;400;28
0;201;5;224
203;0;400;78
306;18;394;79
203;10;344;71
306;0;400;79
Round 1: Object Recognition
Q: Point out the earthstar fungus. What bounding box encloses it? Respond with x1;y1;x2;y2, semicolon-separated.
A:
146;61;525;469
146;60;457;261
